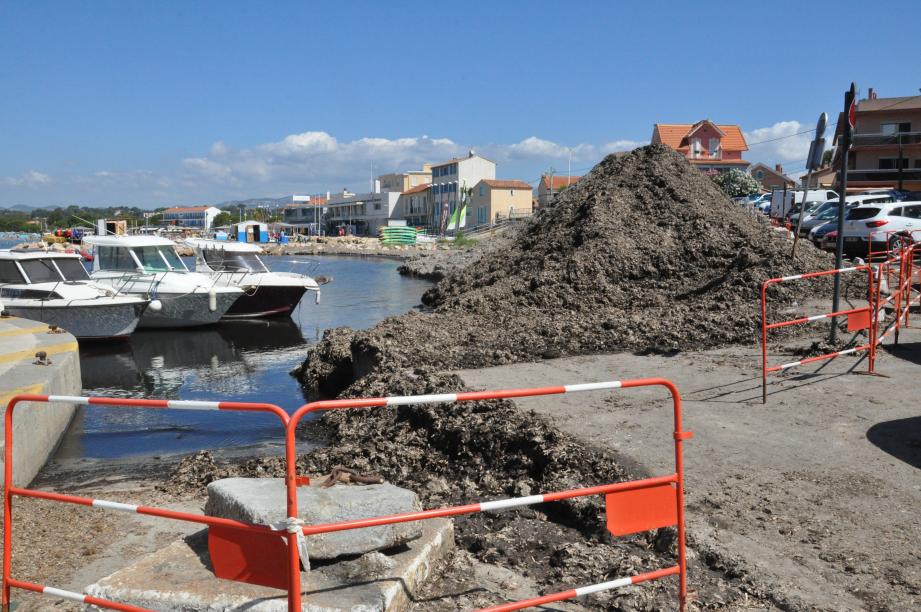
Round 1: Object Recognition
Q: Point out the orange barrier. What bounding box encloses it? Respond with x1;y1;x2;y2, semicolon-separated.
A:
761;265;879;403
3;380;693;611
2;395;290;612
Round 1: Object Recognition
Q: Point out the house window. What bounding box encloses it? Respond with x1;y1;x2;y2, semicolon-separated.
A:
374;201;381;211
691;138;702;158
881;122;911;135
709;138;720;158
879;158;909;170
477;206;487;224
756;170;764;179
479;184;485;197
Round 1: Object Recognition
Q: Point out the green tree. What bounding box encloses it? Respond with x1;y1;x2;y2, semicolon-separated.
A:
712;169;761;198
212;211;233;227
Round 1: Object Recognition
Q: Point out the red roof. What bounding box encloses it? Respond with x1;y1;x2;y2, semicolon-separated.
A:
541;175;582;189
652;121;748;152
481;179;532;190
164;206;212;213
402;183;431;195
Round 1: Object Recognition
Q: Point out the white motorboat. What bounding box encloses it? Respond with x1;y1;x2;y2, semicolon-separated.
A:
83;235;243;328
0;249;150;340
184;238;321;319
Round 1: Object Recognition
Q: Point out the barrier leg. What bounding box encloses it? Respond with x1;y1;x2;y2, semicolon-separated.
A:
3;401;15;609
761;284;769;404
672;391;689;611
285;429;302;611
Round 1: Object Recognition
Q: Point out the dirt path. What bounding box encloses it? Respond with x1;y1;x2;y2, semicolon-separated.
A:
456;332;921;611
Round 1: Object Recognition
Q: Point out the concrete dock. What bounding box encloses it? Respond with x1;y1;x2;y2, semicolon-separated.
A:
0;314;81;486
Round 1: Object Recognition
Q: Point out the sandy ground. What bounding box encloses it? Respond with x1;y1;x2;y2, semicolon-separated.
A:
456;329;921;611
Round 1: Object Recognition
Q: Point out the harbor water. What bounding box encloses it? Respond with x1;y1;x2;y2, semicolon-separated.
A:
51;255;431;461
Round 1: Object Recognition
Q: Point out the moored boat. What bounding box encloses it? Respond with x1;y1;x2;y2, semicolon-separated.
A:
184;238;321;319
83;235;243;328
0;249;149;340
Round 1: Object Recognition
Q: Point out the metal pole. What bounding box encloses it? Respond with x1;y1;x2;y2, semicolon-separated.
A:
831;83;857;343
898;132;904;191
791;170;813;258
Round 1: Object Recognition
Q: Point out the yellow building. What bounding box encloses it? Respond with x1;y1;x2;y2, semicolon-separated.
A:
468;179;534;226
378;164;432;193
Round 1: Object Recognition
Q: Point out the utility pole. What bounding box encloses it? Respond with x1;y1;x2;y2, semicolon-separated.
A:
548;167;556;205
831;82;857;344
897;132;904;191
568;150;572;186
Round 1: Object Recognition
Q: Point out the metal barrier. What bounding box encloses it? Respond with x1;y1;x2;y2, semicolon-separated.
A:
281;378;692;612
2;394;290;611
3;380;692;611
761;265;879;403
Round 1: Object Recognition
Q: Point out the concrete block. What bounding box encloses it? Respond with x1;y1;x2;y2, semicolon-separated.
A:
85;519;454;611
205;478;423;560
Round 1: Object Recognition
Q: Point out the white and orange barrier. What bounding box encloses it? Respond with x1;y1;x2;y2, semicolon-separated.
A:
3;379;693;611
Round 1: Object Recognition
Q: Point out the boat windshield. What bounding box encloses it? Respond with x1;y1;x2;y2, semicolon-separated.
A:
201;250;268;273
131;246;188;272
55;258;91;281
19;259;63;283
0;261;25;284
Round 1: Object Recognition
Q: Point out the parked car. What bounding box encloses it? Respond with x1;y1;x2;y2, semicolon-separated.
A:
798;195;896;237
856;188;910;201
840;201;921;258
786;200;823;225
809;221;837;248
819;229;837;252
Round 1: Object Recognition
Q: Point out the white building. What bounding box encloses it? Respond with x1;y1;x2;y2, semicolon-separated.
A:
430;151;496;230
325;189;402;236
162;206;222;230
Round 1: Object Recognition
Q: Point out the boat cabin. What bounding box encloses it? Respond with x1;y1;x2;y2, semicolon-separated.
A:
187;240;270;273
0;251;92;298
84;236;190;273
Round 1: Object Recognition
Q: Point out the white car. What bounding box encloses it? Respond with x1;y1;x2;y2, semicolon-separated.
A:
841;201;921;258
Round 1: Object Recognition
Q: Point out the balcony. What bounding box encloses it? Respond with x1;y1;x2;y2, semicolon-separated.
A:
851;131;921;147
846;168;921;183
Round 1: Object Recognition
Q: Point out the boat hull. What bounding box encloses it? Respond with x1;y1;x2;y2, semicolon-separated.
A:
222;285;309;319
3;300;147;340
139;291;241;328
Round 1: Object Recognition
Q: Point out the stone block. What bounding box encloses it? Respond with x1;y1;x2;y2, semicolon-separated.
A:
205;478;423;560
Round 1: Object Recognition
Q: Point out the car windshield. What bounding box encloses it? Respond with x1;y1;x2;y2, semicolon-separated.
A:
131;246;188;272
846;207;881;221
54;258;90;281
19;259;63;283
201;250;268;272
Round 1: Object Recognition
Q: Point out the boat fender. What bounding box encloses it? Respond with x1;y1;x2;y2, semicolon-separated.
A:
209;288;217;312
149;299;163;313
315;290;321;305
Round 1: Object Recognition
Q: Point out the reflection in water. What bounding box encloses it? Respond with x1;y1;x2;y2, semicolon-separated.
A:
59;256;431;460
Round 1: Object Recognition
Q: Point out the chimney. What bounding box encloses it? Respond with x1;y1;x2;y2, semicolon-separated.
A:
775;164;783;173
868;87;877;100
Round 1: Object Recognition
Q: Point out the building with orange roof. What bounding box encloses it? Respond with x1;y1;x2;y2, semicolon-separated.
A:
651;120;749;175
469;178;534;225
537;174;582;207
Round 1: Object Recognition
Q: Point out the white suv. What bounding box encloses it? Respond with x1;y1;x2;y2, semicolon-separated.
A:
841;201;921;257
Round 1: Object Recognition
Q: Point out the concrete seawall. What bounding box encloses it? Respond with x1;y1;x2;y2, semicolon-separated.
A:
0;315;80;486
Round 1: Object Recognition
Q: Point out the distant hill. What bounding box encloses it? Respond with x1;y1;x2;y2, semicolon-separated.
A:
213;197;292;210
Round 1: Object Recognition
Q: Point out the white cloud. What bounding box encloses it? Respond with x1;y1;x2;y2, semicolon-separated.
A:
745;120;813;167
2;170;52;187
500;136;645;163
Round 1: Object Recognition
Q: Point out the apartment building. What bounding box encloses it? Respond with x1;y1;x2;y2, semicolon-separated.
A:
378;165;432;193
840;88;921;192
162;206;222;230
398;183;432;228
430;151;496;230
282;195;328;234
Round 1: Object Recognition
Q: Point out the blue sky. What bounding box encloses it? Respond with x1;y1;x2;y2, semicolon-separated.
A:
2;1;919;208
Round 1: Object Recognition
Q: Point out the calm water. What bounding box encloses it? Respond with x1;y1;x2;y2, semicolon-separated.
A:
53;255;431;460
